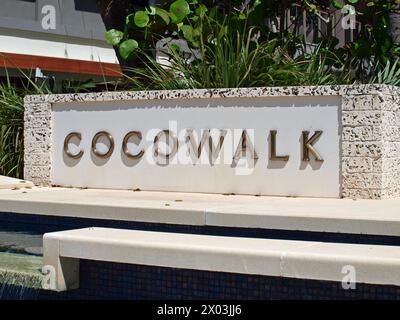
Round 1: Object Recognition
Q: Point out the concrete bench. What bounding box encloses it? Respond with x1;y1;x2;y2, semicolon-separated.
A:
43;227;400;292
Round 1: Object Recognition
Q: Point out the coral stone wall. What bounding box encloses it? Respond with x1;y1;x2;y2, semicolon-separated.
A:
341;91;400;199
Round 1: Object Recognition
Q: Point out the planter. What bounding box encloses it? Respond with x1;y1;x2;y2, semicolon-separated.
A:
24;85;400;199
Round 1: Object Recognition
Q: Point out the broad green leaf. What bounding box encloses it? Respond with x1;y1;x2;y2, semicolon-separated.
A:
169;12;178;24
348;0;358;3
146;6;157;15
105;29;124;46
195;4;207;18
170;0;190;23
191;40;200;47
181;25;193;41
134;11;149;28
193;27;201;37
155;7;170;25
126;13;135;28
119;39;139;59
309;4;317;13
332;0;344;9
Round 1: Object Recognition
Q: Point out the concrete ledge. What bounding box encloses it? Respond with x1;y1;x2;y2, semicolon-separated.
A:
43;227;400;291
3;188;400;236
0;176;33;190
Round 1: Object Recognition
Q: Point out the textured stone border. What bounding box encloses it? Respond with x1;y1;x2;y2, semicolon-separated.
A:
24;85;400;199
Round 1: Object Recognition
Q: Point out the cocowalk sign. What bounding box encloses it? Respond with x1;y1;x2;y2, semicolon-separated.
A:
52;96;341;197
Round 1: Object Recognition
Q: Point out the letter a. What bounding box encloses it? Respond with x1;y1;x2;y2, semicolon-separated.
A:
233;130;258;162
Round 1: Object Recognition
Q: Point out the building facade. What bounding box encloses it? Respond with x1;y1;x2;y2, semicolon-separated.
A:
0;0;120;80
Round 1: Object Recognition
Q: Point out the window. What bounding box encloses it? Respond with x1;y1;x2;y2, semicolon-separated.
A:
74;0;98;13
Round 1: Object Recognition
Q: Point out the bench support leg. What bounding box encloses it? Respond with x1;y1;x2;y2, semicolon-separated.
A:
42;235;80;292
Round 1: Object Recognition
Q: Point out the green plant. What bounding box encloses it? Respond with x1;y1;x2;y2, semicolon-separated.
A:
101;0;400;88
57;79;97;93
124;35;348;90
370;58;400;85
0;70;97;179
297;43;352;86
111;1;297;89
0;71;52;178
0;81;28;178
123;51;194;90
104;0;265;59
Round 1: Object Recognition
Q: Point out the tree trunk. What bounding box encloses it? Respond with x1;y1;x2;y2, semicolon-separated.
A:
390;8;400;45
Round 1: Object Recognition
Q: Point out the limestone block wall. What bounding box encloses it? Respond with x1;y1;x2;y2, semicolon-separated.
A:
341;91;400;199
24;102;52;187
24;85;400;199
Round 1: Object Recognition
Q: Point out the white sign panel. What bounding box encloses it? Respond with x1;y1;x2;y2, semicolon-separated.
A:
52;96;341;197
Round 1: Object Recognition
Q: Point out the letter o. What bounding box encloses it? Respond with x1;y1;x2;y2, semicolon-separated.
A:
92;131;114;159
64;132;83;159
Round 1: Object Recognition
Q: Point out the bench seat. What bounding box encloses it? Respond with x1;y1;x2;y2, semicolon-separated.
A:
43;227;400;291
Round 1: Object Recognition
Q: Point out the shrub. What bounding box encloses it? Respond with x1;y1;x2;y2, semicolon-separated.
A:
0;82;27;178
105;0;355;89
0;75;96;179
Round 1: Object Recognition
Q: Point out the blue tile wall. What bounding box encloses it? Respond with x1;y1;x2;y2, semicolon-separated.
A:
2;212;400;246
2;260;400;300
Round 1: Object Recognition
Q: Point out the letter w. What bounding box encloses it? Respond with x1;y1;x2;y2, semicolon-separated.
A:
185;129;226;165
